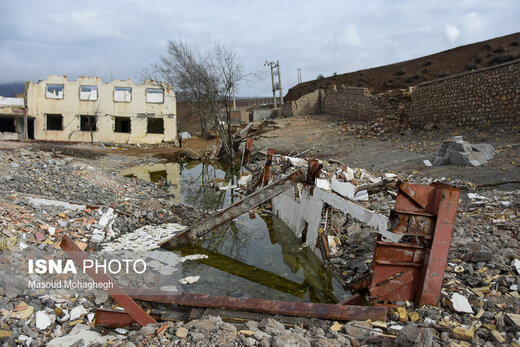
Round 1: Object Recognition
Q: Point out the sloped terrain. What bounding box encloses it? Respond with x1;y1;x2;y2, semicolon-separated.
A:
285;32;520;101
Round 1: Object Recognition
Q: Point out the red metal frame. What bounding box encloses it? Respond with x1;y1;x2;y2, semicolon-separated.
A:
368;183;460;306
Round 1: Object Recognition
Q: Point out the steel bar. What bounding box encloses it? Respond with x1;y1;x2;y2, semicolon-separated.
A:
125;288;389;322
95;309;137;328
242;137;253;167
59;235;156;326
262;149;275;186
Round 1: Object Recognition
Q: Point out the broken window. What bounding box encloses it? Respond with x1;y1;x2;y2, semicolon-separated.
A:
80;115;97;132
147;118;164;134
0;117;16;132
146;88;164;103
79;85;98;101
46;114;63;130
46;84;64;99
114;117;131;133
114;87;132;102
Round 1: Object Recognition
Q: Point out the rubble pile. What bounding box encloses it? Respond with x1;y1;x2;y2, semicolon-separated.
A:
338;113;405;138
434;136;497;166
0;143;519;346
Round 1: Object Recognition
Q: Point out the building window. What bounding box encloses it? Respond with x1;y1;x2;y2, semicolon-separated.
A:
46;114;63;130
80;115;97;132
79;85;98;101
0;117;16;132
114;87;132;102
147;118;164;134
46;84;64;99
114;117;131;133
146;88;164;103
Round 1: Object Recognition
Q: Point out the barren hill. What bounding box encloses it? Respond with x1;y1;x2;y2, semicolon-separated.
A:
285;32;520;102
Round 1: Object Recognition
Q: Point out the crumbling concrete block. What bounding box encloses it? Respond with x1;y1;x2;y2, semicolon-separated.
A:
433;136;496;166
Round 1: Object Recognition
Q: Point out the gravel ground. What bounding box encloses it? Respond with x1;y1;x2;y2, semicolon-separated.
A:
0;142;519;346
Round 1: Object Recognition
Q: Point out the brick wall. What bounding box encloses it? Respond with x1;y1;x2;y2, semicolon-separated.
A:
314;60;519;128
406;60;520;127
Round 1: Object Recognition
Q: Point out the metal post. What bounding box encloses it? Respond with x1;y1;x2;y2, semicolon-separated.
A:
270;63;277;108
277;60;283;106
23;108;28;140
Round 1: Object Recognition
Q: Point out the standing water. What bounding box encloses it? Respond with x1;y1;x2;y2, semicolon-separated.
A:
121;161;347;303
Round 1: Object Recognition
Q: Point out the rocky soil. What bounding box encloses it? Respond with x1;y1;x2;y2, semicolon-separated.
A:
0;140;519;346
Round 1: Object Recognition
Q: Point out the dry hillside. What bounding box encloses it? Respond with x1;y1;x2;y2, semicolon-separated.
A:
285;32;520;101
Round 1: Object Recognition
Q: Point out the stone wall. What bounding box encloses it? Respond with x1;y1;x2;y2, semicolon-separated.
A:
406;60;520;127
313;60;519;128
321;86;396;121
283;89;321;117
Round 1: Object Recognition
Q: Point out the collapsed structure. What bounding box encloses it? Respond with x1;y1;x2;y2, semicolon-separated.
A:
0;75;178;144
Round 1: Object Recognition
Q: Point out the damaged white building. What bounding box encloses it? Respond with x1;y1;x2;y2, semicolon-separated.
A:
19;75;177;144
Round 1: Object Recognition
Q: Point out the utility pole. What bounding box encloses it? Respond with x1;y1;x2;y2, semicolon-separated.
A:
277;59;283;106
265;60;283;108
269;62;277;108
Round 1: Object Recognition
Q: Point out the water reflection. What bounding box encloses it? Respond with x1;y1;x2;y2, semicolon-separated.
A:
171;213;345;304
121;161;347;303
120;163;182;203
120;161;238;210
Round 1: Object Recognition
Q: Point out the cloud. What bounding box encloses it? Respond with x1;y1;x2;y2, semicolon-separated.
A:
0;0;519;95
445;24;460;43
336;24;361;46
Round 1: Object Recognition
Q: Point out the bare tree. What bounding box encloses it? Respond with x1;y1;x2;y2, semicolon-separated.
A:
87;103;101;143
145;40;254;161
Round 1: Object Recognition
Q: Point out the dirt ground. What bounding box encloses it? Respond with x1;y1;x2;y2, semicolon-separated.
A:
1;115;518;187
253;114;520;187
0;137;220;169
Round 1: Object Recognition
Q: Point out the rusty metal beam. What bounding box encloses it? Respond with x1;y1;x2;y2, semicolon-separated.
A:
160;170;305;247
242;137;253;167
59;235;156;326
262;149;275;186
95;309;137;328
415;184;460;306
306;159;322;184
124;288;388;322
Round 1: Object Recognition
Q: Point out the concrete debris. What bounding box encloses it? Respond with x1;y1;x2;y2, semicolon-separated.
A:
0;127;518;346
179;276;200;284
433;136;497;166
35;310;53;330
69;305;88;321
47;329;113;347
181;254;209;262
512;258;520;274
449;293;474;314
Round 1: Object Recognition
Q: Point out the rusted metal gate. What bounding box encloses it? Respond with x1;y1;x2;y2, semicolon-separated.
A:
367;182;460;306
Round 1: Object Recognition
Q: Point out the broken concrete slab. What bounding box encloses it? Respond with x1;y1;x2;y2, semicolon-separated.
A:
433;136;496;166
331;176;356;199
26;197;86;211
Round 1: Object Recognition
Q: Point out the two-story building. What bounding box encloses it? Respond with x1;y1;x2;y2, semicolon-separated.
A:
25;75;177;144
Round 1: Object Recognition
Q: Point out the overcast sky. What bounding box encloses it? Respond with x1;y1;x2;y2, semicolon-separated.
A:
0;1;518;96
